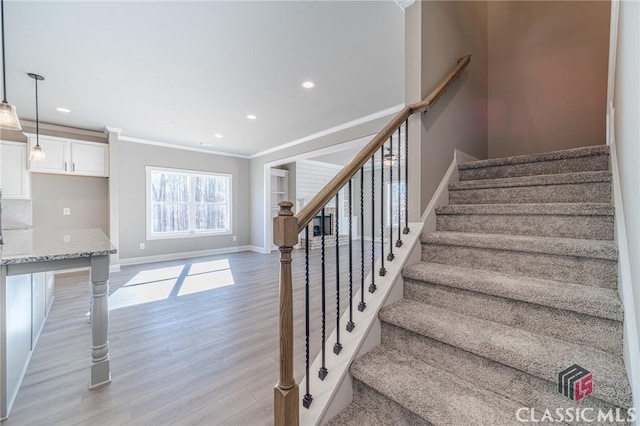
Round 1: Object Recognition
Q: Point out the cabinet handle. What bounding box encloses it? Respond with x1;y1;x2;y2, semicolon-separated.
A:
64;162;67;172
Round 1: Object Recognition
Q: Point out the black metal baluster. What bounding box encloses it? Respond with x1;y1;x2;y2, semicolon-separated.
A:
346;180;355;332
333;193;342;355
388;131;396;259
379;145;386;277
396;125;403;248
369;156;377;293
319;208;328;380
403;119;410;235
358;168;366;312
302;227;313;408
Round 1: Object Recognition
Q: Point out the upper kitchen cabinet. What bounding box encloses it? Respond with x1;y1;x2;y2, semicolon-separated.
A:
25;134;109;178
0;141;31;199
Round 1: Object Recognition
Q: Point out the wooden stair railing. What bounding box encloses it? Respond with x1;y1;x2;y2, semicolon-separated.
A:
273;54;471;426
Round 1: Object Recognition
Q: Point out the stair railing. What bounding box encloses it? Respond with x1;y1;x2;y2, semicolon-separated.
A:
273;54;471;426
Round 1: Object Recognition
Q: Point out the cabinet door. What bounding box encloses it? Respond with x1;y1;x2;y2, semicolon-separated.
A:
32;273;46;347
45;271;55;315
71;142;108;177
0;141;30;199
29;136;69;175
5;274;32;409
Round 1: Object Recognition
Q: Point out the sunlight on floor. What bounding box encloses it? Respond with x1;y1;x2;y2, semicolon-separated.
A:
109;259;235;310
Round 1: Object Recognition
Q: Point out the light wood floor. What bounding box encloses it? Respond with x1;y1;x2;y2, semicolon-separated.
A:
4;244;376;426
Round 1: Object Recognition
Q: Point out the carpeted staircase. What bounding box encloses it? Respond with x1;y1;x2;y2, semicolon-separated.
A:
328;145;632;425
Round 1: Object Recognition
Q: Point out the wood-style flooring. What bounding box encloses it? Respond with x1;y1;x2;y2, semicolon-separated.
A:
4;244;375;425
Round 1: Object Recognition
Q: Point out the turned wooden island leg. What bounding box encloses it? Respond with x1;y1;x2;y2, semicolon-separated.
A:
89;255;111;388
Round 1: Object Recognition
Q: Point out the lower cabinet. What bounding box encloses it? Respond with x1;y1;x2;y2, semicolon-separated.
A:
4;272;54;417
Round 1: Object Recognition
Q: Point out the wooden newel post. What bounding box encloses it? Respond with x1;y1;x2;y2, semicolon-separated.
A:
273;201;300;426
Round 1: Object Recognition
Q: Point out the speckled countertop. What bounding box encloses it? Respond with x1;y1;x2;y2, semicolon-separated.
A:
0;228;116;265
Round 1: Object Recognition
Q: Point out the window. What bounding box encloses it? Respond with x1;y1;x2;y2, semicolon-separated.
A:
386;181;406;227
146;167;232;239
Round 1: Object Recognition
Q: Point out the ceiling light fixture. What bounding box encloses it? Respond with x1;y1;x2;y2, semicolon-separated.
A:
246;114;257;120
28;73;46;162
56;107;71;113
0;0;21;130
214;133;223;138
383;148;396;167
302;81;315;89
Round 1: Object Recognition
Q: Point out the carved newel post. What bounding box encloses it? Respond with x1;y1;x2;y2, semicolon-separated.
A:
273;201;299;426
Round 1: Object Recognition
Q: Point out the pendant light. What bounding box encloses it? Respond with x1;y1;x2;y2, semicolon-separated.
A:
0;0;21;130
28;73;46;161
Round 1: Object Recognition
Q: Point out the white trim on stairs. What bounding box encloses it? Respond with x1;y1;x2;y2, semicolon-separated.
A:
307;149;476;424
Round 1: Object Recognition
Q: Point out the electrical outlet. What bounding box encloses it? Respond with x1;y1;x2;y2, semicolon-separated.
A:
63;208;71;216
139;243;145;250
233;235;237;241
63;235;71;243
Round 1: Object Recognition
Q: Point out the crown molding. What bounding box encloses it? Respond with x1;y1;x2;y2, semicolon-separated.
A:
104;126;122;136
117;135;251;159
248;103;404;160
395;0;415;10
19;120;106;139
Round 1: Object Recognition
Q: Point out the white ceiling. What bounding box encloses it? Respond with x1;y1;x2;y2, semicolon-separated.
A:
2;1;404;156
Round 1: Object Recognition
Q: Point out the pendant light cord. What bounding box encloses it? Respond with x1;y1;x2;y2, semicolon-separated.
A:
1;0;7;103
35;76;39;146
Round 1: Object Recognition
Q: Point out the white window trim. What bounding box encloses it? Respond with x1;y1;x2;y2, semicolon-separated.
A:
145;166;233;240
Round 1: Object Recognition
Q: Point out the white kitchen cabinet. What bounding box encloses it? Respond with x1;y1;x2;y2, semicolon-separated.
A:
71;141;108;177
27;136;68;175
26;134;109;177
0;141;31;199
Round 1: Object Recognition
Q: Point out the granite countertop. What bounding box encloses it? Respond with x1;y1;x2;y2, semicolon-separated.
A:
0;228;116;265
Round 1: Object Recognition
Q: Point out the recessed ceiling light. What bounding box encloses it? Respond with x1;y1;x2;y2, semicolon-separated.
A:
56;107;71;113
246;114;257;120
302;81;315;89
214;133;223;138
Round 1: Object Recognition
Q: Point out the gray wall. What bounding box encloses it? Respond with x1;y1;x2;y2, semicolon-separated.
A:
487;1;610;157
32;174;108;233
117;142;250;260
418;1;489;213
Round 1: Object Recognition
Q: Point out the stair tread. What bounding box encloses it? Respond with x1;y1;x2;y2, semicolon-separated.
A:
449;170;610;191
458;145;609;171
421;231;618;260
436;203;614;216
402;262;623;322
379;300;632;408
350;346;523;425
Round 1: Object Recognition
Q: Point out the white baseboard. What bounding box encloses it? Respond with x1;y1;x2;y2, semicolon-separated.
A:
609;138;640;417
119;245;256;266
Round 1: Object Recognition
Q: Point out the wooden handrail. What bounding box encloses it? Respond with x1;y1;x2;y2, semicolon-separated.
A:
295;54;471;231
273;54;470;426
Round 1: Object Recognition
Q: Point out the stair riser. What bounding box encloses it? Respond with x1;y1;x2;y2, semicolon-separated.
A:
350;378;429;425
380;322;626;418
459;156;610;181
436;213;614;240
404;280;623;354
421;243;618;288
449;182;611;205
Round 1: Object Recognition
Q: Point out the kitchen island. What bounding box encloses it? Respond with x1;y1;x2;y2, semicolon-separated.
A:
0;228;116;421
